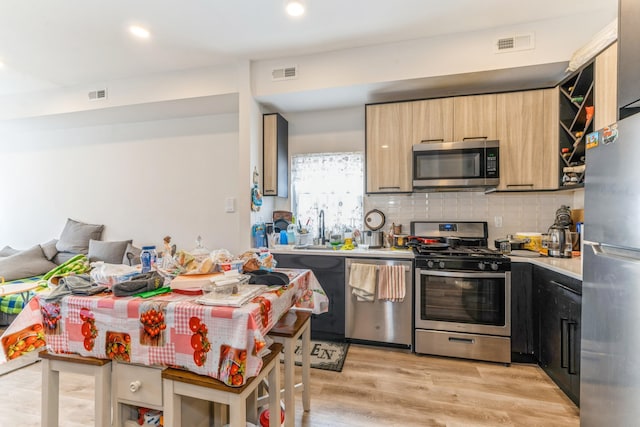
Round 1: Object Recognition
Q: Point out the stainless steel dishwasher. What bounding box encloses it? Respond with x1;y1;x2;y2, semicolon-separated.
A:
345;258;412;348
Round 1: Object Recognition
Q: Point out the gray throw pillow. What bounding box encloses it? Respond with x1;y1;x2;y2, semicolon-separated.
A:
88;239;132;264
56;218;104;254
53;251;78;265
40;239;59;261
122;243;141;266
0;246;20;257
0;245;57;281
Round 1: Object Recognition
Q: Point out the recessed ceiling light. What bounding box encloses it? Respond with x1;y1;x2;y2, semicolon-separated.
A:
129;25;150;39
285;0;305;17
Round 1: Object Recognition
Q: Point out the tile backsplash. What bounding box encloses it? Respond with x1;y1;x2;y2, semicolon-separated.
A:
364;191;577;248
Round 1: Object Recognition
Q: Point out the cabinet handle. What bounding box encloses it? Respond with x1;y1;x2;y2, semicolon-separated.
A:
448;337;475;344
568;321;578;375
462;136;488;141
265;189;275;192
420;139;444;143
129;380;142;393
378;186;401;190
560;318;569;369
506;184;534;188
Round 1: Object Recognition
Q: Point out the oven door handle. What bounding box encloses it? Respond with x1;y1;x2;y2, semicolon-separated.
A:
418;270;506;279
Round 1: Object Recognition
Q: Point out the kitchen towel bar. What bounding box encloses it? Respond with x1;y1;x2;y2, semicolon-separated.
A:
348;264;410;272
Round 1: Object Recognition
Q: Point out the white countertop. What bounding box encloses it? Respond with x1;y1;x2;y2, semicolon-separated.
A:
269;246;582;280
510;254;582;280
270;245;415;259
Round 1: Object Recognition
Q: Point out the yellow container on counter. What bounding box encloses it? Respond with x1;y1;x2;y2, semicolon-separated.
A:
515;232;543;252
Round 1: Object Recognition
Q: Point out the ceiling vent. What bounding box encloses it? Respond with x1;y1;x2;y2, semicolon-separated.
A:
271;65;298;81
494;33;535;53
88;89;108;101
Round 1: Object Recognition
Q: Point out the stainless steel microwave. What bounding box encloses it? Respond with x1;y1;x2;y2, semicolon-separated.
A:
412;140;500;189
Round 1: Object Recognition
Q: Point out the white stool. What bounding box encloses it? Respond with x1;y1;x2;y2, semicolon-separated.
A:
267;309;311;427
39;350;112;427
162;342;282;427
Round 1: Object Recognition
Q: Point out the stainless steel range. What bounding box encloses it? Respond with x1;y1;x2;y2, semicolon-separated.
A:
411;221;511;364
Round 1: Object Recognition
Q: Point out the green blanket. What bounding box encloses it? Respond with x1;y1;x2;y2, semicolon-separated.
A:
43;254;90;281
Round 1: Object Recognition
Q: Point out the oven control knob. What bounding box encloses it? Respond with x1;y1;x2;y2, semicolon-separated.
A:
438;261;446;269
490;262;499;271
427;260;434;268
478;262;486;270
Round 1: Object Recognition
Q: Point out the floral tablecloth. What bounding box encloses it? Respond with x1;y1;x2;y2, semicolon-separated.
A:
0;269;327;386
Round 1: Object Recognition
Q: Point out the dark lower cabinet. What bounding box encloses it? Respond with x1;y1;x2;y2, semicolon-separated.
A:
511;263;535;362
534;266;581;406
273;253;345;341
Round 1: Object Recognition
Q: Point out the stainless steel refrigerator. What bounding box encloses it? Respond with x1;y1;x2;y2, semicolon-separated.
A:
581;111;640;425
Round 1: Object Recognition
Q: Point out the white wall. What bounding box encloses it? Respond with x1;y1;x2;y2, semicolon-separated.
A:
0;113;244;254
252;12;610;99
286;107;364;156
0;64;239;121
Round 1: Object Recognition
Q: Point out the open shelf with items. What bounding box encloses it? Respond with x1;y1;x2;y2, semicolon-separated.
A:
558;61;594;187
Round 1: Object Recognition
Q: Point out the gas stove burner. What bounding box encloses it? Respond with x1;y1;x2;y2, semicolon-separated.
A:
413;245;505;258
409;221;510;271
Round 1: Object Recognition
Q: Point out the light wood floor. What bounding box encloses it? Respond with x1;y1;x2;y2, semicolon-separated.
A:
0;344;579;427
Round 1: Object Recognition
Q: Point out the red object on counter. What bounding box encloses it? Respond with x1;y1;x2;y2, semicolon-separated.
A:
407;236;440;244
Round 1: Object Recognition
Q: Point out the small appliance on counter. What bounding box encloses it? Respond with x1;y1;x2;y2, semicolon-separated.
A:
362;209;385;248
546;205;573;258
494;235;528;252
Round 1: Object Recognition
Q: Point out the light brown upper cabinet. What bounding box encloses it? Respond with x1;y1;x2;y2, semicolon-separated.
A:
412;98;454;144
453;94;497;141
263;113;288;197
496;88;558;191
366;102;413;193
594;42;618;130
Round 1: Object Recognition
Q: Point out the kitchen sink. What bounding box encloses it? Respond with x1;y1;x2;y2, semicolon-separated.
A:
293;245;337;251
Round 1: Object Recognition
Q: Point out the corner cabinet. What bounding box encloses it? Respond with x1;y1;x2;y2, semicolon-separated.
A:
496;89;558;191
365;102;413;193
558;61;594;187
534;266;582;406
263;113;288;197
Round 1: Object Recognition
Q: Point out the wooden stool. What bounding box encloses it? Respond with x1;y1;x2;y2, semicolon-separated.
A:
268;309;312;427
39;350;112;427
162;342;282;427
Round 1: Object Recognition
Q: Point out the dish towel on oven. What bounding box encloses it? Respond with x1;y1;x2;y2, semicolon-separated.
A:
349;263;377;302
377;265;406;302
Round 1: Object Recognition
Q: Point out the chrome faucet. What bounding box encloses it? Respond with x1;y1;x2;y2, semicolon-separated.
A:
318;209;326;245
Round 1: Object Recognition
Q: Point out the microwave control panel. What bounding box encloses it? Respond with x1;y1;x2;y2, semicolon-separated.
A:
486;147;499;178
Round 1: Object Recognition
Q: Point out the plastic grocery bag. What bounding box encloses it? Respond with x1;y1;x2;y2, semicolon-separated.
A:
90;262;139;286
